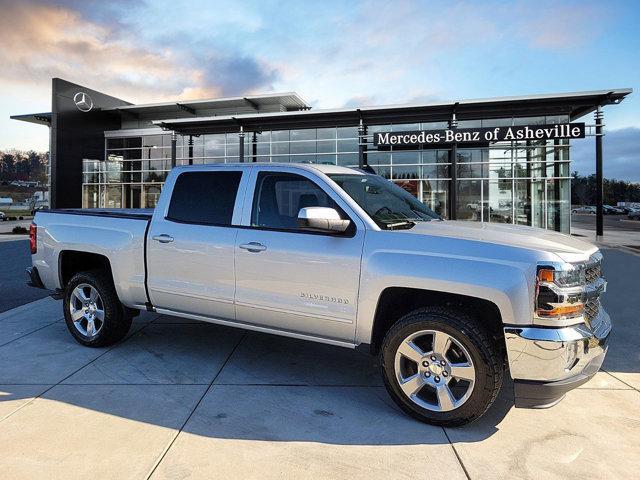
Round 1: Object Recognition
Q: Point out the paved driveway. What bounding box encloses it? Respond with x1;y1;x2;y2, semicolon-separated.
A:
0;238;50;313
0;248;638;479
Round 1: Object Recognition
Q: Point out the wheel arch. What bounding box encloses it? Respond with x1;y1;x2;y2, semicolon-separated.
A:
58;250;113;289
368;287;506;357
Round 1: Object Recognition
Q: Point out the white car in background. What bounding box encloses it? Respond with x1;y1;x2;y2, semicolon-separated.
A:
0;211;6;221
571;206;596;214
628;208;640;220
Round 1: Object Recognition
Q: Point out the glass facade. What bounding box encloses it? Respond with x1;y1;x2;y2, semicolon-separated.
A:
83;114;572;232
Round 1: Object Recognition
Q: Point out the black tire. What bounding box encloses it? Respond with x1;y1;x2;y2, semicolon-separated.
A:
380;306;503;427
63;270;132;347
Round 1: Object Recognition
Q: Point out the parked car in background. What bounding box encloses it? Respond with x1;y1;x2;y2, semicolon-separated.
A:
0;211;6;221
602;205;624;215
31;205;49;216
28;163;611;426
571;206;596;214
628;209;640;220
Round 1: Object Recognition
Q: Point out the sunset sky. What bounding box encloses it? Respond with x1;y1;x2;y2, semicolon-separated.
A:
1;0;638;179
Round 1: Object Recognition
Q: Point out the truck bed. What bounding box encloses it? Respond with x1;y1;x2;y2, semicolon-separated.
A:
33;208;152;308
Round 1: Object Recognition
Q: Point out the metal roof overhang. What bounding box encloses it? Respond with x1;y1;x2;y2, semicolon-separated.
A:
153;88;632;135
9;112;52;126
105;92;309;117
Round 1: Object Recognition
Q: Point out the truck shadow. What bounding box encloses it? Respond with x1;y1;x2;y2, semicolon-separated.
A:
0;322;513;445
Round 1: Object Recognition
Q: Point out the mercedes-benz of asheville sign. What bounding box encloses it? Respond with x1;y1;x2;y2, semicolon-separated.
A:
373;123;585;147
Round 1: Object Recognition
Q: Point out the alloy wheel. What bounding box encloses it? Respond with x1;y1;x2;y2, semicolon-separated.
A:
394;329;476;412
69;283;105;338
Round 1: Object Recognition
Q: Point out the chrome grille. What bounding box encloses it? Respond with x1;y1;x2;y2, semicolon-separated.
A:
584;252;604;326
585;262;601;284
584;298;600;325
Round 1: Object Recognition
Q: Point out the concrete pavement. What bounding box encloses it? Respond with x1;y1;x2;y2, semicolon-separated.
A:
0;248;638;479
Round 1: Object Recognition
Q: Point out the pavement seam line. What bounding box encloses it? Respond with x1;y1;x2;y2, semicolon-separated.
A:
0;313;162;424
602;368;640;392
0;317;64;349
144;331;248;480
442;427;472;480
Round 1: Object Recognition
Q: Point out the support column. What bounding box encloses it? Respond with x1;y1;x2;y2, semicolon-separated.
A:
358;120;367;169
238;127;245;163
252;131;258;162
448;113;458;220
188;135;194;166
170;131;177;168
595;106;604;240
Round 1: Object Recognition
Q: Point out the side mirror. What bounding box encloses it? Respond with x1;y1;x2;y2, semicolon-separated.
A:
297;207;350;233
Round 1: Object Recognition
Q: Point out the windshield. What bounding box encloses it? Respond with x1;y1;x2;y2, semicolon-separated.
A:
328;174;440;229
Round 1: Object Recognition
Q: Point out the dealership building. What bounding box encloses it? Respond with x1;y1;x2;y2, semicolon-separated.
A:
12;79;631;233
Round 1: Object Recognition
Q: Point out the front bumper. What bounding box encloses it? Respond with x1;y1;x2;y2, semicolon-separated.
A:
504;308;611;408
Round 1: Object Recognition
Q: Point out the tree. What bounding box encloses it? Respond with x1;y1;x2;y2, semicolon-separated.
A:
571;172;640;205
0;152;16;177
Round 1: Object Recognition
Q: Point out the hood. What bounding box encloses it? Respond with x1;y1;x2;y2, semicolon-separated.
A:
402;220;598;262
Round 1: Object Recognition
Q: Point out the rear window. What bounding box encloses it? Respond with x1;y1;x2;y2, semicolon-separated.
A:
167;171;242;225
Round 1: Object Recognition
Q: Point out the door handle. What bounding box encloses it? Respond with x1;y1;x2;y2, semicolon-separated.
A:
239;242;267;253
152;234;174;243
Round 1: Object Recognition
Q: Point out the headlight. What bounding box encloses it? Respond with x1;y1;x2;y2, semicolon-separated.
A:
535;263;585;322
537;264;585;288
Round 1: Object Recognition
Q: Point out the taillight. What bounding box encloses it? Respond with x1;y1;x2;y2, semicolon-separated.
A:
29;223;37;254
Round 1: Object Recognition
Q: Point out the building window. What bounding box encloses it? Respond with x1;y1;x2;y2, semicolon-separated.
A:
92;117;572;233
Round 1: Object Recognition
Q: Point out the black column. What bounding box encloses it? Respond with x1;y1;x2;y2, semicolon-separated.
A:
448;113;458;220
595;106;604;239
170;131;177;168
252;132;258;162
449;143;458;220
238;128;245;163
188;135;194;166
358;122;367;169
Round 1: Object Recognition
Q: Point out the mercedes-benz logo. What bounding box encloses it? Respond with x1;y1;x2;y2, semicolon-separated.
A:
73;92;93;112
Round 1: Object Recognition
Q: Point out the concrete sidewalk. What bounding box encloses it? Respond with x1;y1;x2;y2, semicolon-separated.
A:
572;225;640;251
0;249;638;479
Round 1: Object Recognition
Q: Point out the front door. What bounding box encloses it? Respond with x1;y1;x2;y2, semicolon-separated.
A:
146;168;246;320
234;169;365;342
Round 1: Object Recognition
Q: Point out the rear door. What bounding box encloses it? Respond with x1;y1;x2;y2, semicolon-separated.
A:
146;166;250;320
234;166;365;342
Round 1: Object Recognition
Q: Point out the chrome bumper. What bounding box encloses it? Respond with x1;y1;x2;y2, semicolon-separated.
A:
504;308;611;407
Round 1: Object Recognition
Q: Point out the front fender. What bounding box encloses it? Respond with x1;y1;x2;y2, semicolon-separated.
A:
355;248;534;345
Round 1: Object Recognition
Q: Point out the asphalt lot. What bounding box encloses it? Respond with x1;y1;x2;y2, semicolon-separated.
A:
0;238;50;313
0;247;638;479
571;212;640;232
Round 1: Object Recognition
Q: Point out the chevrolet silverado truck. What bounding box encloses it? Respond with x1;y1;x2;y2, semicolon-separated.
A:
27;163;611;426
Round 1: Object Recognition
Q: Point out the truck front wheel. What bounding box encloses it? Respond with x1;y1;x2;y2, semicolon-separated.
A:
380;307;503;426
63;270;133;347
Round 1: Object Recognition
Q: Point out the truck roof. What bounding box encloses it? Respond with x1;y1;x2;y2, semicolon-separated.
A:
172;163;366;176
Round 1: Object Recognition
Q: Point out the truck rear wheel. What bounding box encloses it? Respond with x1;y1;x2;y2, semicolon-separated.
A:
63;270;132;347
380;306;502;426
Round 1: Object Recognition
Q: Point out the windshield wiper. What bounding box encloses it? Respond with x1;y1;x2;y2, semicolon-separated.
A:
384;220;416;230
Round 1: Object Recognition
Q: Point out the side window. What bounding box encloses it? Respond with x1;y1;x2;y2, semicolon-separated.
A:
167;171;242;225
251;172;340;230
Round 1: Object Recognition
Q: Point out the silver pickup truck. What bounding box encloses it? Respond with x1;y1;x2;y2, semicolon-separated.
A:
28;163;611;426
